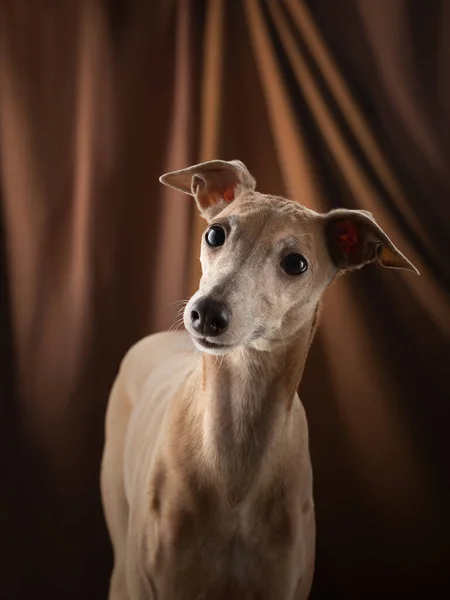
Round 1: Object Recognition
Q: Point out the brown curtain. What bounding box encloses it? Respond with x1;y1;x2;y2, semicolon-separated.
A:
0;1;448;598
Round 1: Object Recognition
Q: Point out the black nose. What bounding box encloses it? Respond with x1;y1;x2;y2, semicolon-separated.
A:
190;298;232;337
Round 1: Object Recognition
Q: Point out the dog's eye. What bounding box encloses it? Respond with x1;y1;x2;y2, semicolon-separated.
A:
281;253;308;275
205;225;226;247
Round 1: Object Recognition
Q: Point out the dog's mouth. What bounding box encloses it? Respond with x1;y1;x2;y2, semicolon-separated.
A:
191;335;235;354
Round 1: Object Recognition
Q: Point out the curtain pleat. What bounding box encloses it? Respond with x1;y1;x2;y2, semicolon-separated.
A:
188;0;225;294
245;0;321;208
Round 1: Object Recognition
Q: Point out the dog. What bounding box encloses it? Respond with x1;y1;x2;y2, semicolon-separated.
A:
100;159;418;599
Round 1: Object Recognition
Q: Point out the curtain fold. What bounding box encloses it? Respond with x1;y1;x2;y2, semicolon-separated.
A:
189;0;224;292
0;1;448;598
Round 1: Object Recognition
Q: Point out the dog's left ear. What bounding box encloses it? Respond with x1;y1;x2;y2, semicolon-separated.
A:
159;159;256;220
324;209;419;274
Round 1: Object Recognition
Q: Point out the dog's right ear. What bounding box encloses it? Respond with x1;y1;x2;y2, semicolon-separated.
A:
159;159;256;220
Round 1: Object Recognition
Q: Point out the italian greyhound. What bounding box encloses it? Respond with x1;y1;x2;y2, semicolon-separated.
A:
100;159;418;600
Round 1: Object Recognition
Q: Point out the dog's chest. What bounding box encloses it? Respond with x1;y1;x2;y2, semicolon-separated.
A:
147;482;301;599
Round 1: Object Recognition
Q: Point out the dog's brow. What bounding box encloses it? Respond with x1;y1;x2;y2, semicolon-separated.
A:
280;236;297;248
275;234;312;253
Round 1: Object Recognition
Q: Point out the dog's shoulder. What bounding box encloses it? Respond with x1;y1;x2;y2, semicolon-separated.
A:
118;330;197;405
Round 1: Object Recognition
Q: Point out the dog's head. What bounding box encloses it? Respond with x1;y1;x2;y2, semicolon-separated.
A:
160;160;418;355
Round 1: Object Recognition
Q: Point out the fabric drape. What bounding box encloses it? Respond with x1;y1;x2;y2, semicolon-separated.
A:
0;1;448;598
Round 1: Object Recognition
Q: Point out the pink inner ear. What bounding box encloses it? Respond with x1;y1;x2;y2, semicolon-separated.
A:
335;219;358;254
223;187;235;204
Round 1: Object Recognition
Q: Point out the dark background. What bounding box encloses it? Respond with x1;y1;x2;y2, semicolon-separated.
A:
0;1;449;598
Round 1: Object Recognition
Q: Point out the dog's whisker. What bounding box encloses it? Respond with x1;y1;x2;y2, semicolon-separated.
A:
159;298;190;314
168;316;185;333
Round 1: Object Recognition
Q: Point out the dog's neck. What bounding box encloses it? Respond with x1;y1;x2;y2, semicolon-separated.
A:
195;308;319;502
